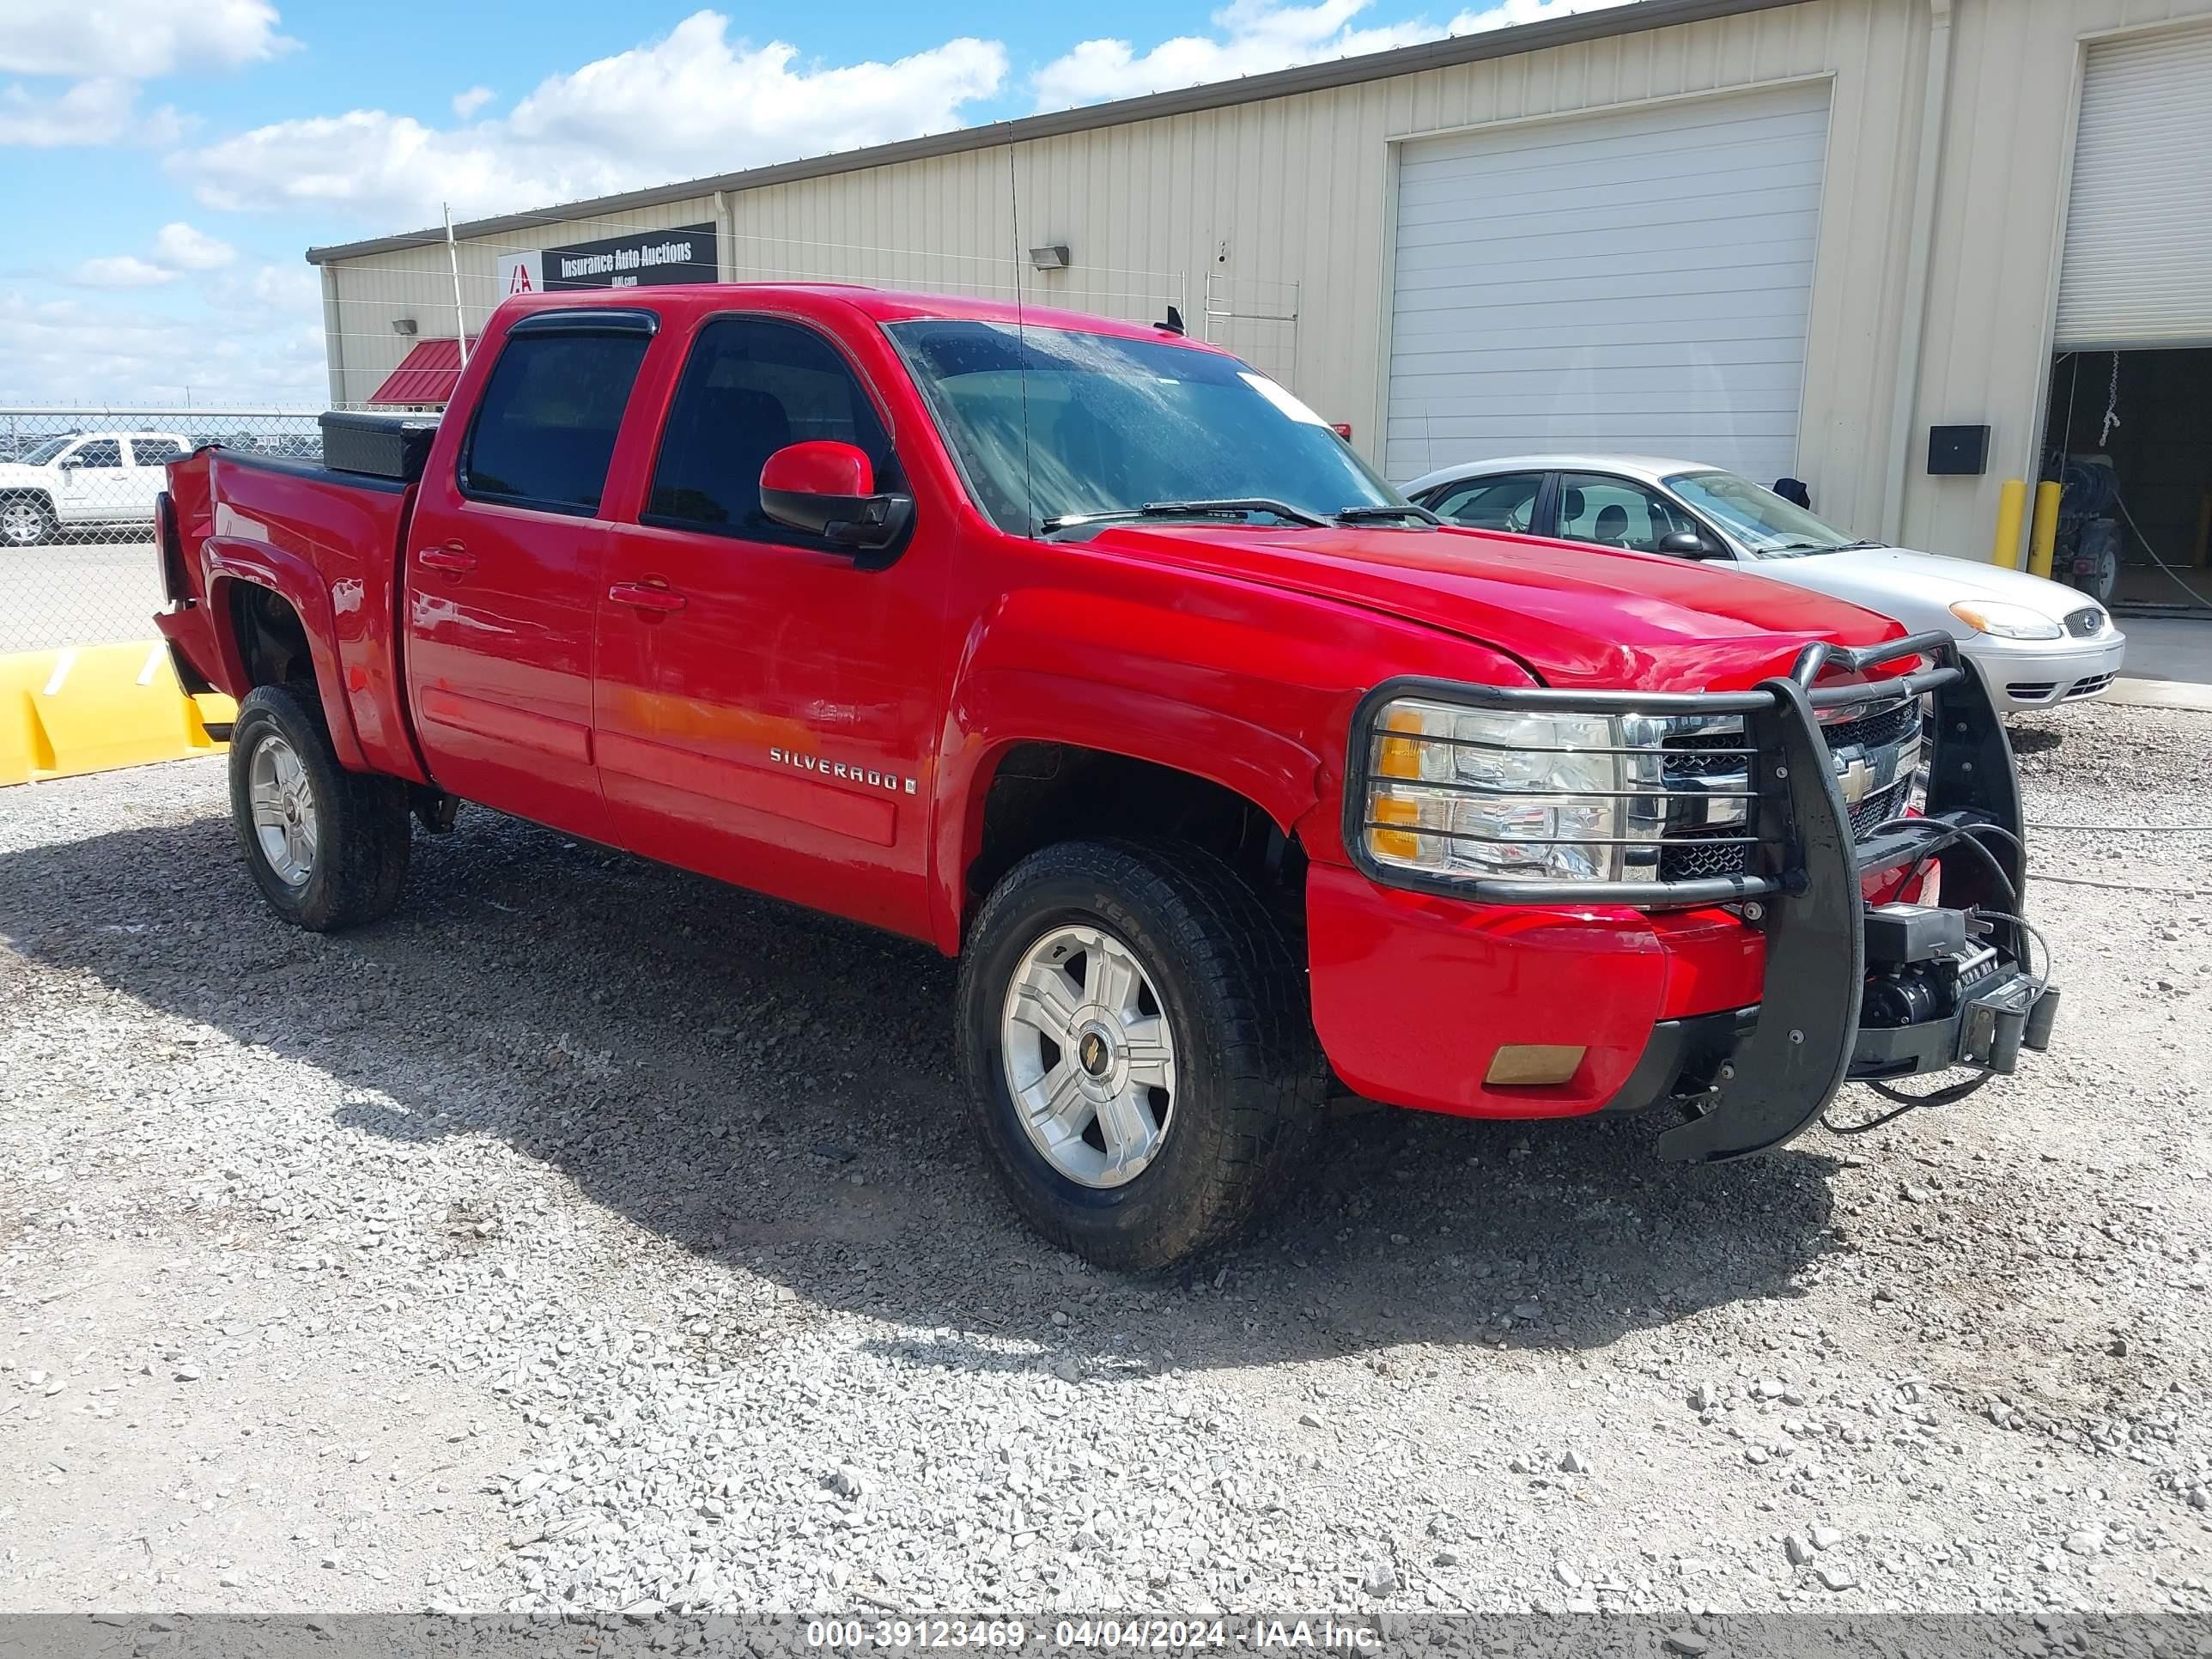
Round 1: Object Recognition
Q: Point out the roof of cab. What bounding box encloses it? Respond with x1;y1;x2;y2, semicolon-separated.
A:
492;283;1221;349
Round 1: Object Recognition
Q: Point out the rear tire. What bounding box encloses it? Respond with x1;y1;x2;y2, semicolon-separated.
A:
957;839;1322;1270
228;684;411;931
1;493;55;548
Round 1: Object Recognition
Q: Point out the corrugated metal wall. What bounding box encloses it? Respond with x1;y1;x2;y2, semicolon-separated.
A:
324;196;720;408
1904;0;2212;562
325;0;2212;563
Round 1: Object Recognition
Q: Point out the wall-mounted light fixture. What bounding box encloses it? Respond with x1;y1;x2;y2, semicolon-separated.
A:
392;318;419;336
1028;246;1070;271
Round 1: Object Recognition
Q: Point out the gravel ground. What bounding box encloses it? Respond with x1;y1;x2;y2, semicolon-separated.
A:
1;702;2208;1619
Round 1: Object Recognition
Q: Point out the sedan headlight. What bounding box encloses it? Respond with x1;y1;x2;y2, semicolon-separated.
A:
1949;599;2063;641
1360;697;1698;884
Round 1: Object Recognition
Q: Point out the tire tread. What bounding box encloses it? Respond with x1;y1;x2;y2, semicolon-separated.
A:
957;837;1322;1269
229;683;410;931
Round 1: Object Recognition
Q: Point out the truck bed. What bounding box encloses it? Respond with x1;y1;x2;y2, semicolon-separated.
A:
159;445;428;781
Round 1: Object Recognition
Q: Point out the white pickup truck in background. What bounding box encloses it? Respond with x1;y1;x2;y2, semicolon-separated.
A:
0;430;190;547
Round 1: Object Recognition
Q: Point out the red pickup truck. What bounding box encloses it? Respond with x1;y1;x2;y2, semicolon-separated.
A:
156;285;2056;1267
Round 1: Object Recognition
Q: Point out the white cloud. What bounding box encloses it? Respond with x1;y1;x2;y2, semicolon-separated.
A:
1034;0;1638;108
153;222;237;270
73;255;177;289
1446;0;1640;33
175;10;1008;226
0;77;170;147
0;0;289;80
451;85;495;119
0;268;326;405
0;0;283;149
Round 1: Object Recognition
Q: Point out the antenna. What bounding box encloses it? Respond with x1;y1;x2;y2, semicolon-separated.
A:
444;203;470;369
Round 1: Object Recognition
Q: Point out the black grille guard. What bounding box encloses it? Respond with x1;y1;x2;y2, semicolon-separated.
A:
1344;630;2030;1162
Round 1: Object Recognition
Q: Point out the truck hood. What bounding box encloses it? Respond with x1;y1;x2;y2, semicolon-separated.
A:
1088;522;1905;690
0;462;54;489
1741;544;2102;638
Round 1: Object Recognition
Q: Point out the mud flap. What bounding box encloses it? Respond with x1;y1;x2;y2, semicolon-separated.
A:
1657;674;1863;1163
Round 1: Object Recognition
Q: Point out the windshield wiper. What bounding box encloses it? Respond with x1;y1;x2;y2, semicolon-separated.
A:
1041;498;1330;533
1333;503;1441;526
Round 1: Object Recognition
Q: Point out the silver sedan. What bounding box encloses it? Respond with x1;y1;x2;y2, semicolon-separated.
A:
1401;454;2127;714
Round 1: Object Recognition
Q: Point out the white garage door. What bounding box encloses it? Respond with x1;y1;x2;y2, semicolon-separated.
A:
1384;81;1831;484
2056;23;2212;350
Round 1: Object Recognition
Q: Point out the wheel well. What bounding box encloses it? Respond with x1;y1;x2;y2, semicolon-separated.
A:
228;582;314;690
967;742;1306;927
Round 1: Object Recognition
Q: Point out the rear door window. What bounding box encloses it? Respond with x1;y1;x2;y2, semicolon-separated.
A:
1555;473;1702;552
130;437;183;466
460;331;652;515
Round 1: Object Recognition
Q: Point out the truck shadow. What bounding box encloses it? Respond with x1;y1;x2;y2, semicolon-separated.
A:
2;799;1848;1377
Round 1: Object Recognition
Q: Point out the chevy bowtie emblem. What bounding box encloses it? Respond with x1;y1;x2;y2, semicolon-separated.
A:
1836;755;1875;805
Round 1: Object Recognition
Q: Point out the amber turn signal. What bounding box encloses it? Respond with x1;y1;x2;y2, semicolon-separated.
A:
1484;1043;1586;1086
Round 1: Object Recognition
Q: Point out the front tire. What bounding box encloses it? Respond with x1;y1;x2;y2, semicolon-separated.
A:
1;493;55;548
957;840;1322;1270
228;684;411;931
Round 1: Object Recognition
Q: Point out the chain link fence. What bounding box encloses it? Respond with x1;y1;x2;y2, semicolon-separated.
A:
2;234;1267;656
0;407;325;653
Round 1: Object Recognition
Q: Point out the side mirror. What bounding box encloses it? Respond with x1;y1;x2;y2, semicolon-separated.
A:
58;459;79;473
760;441;913;554
1656;530;1729;560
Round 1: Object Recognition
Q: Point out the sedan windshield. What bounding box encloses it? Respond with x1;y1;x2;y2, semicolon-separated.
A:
16;436;76;466
1665;469;1867;557
887;319;1405;536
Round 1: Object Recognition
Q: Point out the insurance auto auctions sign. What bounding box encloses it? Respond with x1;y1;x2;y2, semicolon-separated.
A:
496;222;717;297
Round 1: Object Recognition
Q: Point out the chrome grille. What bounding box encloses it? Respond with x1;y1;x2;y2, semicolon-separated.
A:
1656;696;1923;883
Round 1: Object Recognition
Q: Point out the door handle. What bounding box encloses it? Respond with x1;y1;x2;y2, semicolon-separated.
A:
608;581;686;615
416;544;476;574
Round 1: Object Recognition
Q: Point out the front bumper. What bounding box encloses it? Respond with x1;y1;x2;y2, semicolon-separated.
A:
1963;630;2126;712
1311;630;2057;1158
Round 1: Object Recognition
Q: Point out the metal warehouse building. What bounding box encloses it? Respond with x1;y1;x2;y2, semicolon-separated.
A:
310;0;2212;581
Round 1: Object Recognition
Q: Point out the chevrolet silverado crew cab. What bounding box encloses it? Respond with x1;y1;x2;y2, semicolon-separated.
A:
155;286;2057;1268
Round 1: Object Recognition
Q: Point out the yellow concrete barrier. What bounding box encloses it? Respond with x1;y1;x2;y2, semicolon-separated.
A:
0;641;234;787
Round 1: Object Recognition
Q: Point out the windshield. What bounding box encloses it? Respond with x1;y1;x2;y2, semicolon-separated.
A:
886;319;1403;535
1665;469;1866;556
17;436;76;465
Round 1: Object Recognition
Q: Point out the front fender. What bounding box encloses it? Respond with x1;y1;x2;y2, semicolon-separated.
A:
201;535;368;771
931;665;1326;953
925;572;1540;952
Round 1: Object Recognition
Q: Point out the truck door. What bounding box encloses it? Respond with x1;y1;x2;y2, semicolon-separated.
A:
59;437;125;523
594;313;952;940
403;311;655;842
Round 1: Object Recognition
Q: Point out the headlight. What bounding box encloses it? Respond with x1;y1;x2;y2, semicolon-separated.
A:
1360;697;1696;884
1948;599;2063;641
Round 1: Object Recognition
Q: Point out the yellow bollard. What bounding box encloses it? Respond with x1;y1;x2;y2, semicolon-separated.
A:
2028;480;2061;580
1990;478;2027;569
